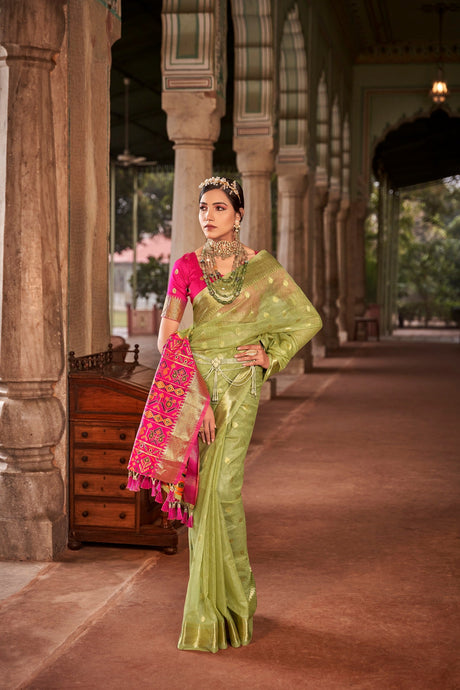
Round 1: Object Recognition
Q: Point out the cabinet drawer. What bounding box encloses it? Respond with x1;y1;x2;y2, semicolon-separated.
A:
74;424;136;446
75;473;132;499
73;448;131;471
74;498;135;529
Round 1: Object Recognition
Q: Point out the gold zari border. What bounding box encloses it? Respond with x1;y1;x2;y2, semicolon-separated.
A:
162;294;186;322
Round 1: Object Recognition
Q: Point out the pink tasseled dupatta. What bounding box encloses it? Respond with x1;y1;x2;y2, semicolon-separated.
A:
127;333;209;526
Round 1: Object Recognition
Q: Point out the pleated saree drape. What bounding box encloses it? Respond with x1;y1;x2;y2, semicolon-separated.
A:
177;251;322;652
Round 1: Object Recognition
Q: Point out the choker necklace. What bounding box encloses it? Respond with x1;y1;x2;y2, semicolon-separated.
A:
199;239;249;304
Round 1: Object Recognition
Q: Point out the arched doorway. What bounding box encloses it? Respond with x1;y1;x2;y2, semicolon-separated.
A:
372;110;460;333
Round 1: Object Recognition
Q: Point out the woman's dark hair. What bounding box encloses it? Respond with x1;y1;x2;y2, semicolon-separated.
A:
199;177;244;214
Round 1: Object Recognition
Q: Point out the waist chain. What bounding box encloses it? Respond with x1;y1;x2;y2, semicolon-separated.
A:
194;354;258;403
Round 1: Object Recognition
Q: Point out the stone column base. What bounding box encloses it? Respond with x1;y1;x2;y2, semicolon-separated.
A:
283;354;307;375
0;515;67;561
0;468;67;560
312;338;326;359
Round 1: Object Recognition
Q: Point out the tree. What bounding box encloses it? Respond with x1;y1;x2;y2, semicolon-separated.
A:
114;168;173;253
397;178;460;325
365;182;379;304
130;255;169;308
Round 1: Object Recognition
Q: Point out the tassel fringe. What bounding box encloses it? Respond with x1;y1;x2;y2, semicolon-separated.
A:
127;471;193;528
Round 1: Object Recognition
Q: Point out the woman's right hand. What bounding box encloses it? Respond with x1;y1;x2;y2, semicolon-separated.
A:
199;405;216;445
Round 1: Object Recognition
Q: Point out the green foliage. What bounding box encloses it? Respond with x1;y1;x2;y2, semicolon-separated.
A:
130;255;169;307
397;178;460;325
114;168;173;252
364;182;379;303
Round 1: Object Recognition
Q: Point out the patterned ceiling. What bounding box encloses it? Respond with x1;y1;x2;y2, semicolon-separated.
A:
347;0;460;63
109;1;460;168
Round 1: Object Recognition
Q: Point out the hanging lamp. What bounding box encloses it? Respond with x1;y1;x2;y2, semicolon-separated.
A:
430;5;449;103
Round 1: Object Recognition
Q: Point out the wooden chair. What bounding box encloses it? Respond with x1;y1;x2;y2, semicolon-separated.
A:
353;304;380;341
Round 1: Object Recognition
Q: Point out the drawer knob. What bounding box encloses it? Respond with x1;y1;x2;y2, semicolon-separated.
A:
119;457;126;465
120;433;127;440
82;510;89;518
119;512;126;520
81;431;88;438
81;455;88;462
82;481;89;489
119;483;126;491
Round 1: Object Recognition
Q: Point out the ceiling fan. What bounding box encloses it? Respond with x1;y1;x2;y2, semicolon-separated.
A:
116;77;157;167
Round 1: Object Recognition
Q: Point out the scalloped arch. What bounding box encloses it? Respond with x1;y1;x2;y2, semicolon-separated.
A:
278;3;308;164
372;108;460;188
231;0;274;137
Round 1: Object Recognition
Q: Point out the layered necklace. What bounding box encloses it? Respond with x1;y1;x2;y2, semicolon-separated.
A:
199;238;249;304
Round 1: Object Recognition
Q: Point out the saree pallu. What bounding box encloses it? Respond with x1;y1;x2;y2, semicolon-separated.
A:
127;333;209;526
176;251;322;653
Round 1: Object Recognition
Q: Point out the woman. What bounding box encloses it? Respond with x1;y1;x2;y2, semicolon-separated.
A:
132;176;322;653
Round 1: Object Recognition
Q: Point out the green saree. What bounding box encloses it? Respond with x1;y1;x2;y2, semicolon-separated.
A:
171;250;322;652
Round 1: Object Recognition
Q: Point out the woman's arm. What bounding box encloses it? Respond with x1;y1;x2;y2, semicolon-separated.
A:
158;255;190;352
157;317;180;353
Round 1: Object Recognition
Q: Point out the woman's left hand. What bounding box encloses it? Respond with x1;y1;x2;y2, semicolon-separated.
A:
235;343;270;368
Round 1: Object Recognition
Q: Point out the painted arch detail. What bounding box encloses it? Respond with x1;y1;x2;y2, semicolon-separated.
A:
316;72;329;182
330;97;341;191
231;0;274;136
278;3;308;164
342;116;351;200
162;0;226;95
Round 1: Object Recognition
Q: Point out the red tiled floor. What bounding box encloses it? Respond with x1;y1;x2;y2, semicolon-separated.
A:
1;340;459;689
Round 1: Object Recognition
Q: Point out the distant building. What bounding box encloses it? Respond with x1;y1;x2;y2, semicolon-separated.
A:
111;234;171;310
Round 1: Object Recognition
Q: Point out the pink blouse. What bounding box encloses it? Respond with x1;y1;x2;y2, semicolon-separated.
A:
161;252;206;322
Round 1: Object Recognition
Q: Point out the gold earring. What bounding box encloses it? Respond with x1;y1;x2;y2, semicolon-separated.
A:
234;219;240;233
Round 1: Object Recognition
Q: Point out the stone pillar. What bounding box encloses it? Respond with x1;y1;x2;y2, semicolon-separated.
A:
303;177;315;296
0;0;67;559
162;92;224;267
277;166;309;372
276;168;308;282
388;191;400;333
161;0;226;269
312;180;329;356
234;136;275;251
337;199;351;339
67;0;121;356
346;199;367;336
323;190;341;353
300;174;316;371
377;182;400;335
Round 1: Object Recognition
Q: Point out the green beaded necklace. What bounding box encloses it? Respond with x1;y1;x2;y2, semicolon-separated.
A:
199;238;249;304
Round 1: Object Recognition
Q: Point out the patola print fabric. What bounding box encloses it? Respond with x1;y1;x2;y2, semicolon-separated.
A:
127;333;209;526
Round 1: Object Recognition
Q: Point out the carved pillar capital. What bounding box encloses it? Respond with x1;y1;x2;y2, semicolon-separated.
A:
314;182;329;210
162;91;225;278
234;135;275;175
338;198;351;221
276;165;308;281
162;91;225;149
325;189;341;216
234;136;275;251
276;165;308;198
1;0;65;58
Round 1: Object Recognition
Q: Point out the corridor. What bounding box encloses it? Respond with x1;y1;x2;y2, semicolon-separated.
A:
1;337;459;689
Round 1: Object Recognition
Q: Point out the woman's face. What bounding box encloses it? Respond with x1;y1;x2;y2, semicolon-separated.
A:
199;189;241;243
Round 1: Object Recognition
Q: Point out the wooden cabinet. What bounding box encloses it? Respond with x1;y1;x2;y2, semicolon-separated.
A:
68;348;178;554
